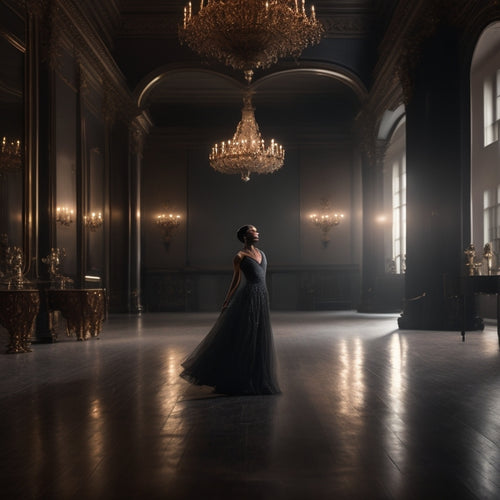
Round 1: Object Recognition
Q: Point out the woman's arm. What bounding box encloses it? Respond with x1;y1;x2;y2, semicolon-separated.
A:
221;253;242;310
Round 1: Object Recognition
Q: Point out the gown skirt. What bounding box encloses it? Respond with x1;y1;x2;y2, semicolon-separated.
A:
180;252;280;395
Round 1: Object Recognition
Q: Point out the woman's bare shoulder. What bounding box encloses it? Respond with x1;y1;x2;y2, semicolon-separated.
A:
234;251;245;263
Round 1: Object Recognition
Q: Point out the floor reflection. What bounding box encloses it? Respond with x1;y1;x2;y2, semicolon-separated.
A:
1;312;500;499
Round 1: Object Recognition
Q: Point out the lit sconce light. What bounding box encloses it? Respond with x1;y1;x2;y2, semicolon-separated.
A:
309;199;344;248
84;212;103;232
56;207;74;226
0;136;22;173
155;212;181;250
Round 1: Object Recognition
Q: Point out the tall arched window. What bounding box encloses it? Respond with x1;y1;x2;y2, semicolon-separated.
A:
471;22;500;269
382;115;406;274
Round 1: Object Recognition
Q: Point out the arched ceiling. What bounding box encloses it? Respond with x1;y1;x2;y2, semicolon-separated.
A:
113;1;398;135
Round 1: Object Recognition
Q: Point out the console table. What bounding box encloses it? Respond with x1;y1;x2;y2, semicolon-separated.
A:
0;290;40;353
461;276;500;343
47;289;106;341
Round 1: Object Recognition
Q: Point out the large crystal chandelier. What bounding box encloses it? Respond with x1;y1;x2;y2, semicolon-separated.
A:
209;90;284;181
179;0;323;82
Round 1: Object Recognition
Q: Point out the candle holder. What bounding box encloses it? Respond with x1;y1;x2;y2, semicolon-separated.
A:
309;199;344;248
84;212;103;231
155;212;181;250
42;248;73;289
56;207;74;226
464;243;482;276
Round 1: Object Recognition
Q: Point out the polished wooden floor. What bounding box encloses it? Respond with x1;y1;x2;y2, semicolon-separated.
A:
1;311;500;499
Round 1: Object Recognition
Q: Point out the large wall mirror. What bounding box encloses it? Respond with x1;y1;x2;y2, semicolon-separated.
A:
0;2;25;253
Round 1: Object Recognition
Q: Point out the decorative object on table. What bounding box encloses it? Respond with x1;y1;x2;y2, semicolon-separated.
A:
0;238;30;289
42;248;73;289
209;90;285;181
464;243;482;276
309;198;345;248
483;243;495;276
155;210;182;250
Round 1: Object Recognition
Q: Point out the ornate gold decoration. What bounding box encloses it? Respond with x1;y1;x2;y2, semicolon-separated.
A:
55;206;74;226
0;290;40;353
42;248;74;288
179;0;323;80
155;212;182;250
0;136;22;173
309;198;344;247
47;289;106;341
84;212;103;231
483;243;495;276
0;241;29;289
210;90;284;181
464;244;482;276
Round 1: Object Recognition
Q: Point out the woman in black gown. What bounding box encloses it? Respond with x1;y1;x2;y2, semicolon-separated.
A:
180;225;280;395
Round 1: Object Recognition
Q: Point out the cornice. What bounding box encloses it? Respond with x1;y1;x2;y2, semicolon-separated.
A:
118;12;371;39
37;0;139;124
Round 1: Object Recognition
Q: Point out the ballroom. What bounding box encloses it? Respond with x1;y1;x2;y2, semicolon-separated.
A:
2;1;500;498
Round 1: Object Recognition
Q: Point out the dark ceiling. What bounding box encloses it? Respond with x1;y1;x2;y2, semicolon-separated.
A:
113;1;399;133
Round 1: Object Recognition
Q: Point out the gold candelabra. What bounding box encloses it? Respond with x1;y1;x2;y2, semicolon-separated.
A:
84;212;103;231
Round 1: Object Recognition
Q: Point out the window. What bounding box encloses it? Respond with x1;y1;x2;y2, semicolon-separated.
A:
483;186;500;256
382;114;406;275
483;70;500;146
392;157;406;273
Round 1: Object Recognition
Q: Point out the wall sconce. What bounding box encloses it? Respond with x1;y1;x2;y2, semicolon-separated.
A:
84;212;103;232
0;136;22;173
56;207;74;226
309;199;344;248
155;212;181;250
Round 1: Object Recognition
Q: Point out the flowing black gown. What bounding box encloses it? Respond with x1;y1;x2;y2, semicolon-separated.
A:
180;251;280;395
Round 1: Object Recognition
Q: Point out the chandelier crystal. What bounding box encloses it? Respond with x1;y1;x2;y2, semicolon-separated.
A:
179;0;323;79
209;91;284;181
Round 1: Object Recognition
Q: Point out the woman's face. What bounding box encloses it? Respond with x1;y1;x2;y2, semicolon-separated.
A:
245;226;259;244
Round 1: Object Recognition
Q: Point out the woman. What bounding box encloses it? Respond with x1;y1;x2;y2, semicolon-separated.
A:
180;225;280;395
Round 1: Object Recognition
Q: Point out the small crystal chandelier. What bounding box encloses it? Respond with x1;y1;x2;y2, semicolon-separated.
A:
179;0;323;81
0;136;22;173
209;90;284;181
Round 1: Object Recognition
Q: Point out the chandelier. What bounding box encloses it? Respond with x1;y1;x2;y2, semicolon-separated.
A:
0;136;22;173
209;90;284;181
179;0;323;81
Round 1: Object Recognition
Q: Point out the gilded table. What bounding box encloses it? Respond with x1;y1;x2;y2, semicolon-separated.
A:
47;289;106;341
0;290;40;353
